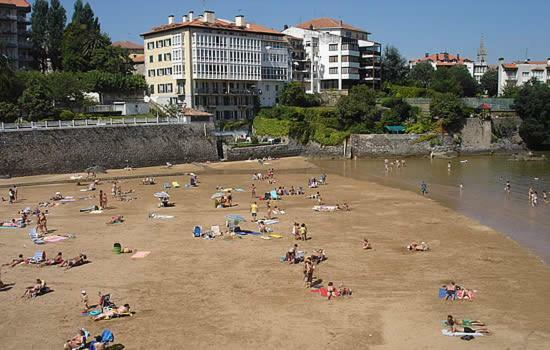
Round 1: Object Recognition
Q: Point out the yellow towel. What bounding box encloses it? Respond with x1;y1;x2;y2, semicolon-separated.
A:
269;234;283;239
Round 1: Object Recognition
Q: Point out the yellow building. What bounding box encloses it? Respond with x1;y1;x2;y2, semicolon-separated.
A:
141;10;291;120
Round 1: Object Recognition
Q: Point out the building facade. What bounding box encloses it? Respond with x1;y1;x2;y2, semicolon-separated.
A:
113;40;145;75
283;18;381;93
497;58;550;96
141;10;291;120
410;52;475;76
0;0;31;70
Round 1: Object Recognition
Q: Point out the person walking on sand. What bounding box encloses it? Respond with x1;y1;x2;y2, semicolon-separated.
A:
99;190;104;209
8;187;15;204
250;202;258;222
102;191;108;209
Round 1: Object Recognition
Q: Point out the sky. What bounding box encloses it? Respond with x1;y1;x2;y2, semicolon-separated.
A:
56;0;550;63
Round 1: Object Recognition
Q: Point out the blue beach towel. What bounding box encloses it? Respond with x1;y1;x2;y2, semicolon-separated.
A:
439;288;446;298
89;329;114;350
270;190;279;200
28;228;45;245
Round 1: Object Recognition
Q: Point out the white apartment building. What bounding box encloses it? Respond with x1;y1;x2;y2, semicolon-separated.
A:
497;58;550;96
141;10;291;120
283;18;381;93
0;0;32;70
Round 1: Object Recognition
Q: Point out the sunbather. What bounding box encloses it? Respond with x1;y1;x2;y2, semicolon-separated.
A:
51;192;64;201
445;315;489;333
327;282;337;300
22;279;47;298
362;238;372;250
337;202;351;211
107;216;124;224
61;254;88;269
285;244;298;264
40;252;64;267
2;254;26;267
64;329;87;350
407;241;429;251
310;249;326;264
93;304;131;321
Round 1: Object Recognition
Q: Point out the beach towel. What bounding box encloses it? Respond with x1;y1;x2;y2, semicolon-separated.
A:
28;228;45;245
234;188;245;192
81;310;101;316
313;205;338;212
172;181;180;188
29;250;45;263
211;225;221;236
43;235;69;243
311;288;341;298
149;213;174;220
262;219;279;225
260;236;271;240
438;288;447;299
0;223;18;229
59;199;76;203
131;251;150;259
270;190;279;200
80;205;98;213
268;234;283;239
90;210;103;214
441;329;483;337
89;329;114;350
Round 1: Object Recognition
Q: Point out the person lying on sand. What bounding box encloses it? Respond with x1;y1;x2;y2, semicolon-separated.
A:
445;315;490;334
107;216;124;224
2;254;27;268
61;254;88;269
51;192;64;201
407;241;429;251
337;202;351;211
272;206;285;215
40;252;64;267
93;304;131;321
142;177;156;185
64;329;87;350
159;197;175;208
310;249;326;264
362;238;372;250
22;279;47;298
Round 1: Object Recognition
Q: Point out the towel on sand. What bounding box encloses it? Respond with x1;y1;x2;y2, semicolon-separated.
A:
43;235;69;243
131;251;151;259
441;329;483;337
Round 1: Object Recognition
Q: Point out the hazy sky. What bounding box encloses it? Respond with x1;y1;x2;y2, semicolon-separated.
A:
56;0;550;63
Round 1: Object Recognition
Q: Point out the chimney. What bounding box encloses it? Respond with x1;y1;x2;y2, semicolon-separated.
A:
457;53;460;60
526;58;530;63
235;15;246;27
182;15;188;23
425;52;429;57
547;57;550;65
188;11;194;21
283;24;289;30
203;10;215;24
168;15;174;24
498;57;504;62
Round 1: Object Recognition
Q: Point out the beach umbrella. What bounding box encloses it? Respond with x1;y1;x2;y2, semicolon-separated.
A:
154;192;170;198
225;214;246;222
211;192;225;199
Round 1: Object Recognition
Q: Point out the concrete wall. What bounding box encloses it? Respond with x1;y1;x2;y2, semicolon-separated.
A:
461;118;492;152
0;124;218;176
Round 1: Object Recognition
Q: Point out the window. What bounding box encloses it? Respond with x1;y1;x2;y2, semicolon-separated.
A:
147;42;154;50
173;64;183;75
329;67;338;74
164;39;171;47
148;69;155;77
172;34;181;46
149;55;153;63
164;53;171;61
329;44;338;51
342;67;358;74
166;83;173;93
158;84;165;93
532;70;543;80
149;85;154;94
329;56;338;63
522;71;530;77
158;54;163;62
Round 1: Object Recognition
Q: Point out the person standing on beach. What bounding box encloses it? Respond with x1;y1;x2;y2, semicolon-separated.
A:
420;181;428;196
505;181;511;194
250;202;258;222
447;161;452;172
99;190;104;209
8;187;15;204
102;191;108;210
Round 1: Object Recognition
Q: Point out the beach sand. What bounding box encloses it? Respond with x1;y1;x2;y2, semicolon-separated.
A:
0;157;549;349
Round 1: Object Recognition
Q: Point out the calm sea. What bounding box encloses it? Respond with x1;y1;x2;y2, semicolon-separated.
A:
314;154;550;264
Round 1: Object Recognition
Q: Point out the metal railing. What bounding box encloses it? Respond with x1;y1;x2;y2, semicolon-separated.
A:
0;116;189;132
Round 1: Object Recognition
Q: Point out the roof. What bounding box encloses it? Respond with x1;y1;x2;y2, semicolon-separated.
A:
113;41;143;50
142;17;282;37
479;103;492;110
384;125;405;133
295;17;368;33
501;61;550;69
131;54;144;64
411;52;472;65
0;0;31;8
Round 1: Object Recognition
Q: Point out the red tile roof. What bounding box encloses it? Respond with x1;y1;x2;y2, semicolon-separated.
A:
501;61;550;69
142;18;282;36
295;17;367;33
411;52;472;65
131;54;145;63
0;0;31;8
502;64;517;69
113;41;143;50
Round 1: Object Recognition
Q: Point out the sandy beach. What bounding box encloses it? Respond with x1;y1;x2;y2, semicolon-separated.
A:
1;157;549;349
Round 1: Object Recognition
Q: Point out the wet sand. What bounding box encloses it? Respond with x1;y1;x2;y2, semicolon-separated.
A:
0;157;549;349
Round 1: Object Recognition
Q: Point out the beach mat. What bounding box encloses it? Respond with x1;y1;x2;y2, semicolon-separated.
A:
268;234;283;239
131;251;151;259
43;235;69;243
441;329;483;337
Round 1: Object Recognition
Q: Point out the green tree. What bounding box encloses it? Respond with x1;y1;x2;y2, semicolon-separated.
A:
479;69;498;97
502;84;521;99
18;77;54;121
336;85;379;130
30;0;50;71
47;0;67;71
430;93;466;133
90;45;134;75
0;102;20;122
448;66;478;97
407;62;435;88
278;82;319;107
72;0;100;31
431;68;462;95
0;55;24;102
514;80;550;149
381;45;409;85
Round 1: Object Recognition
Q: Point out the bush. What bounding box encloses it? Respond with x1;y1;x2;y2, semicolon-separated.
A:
384;83;435;98
58;110;75;120
253;116;292;136
0;102;20;123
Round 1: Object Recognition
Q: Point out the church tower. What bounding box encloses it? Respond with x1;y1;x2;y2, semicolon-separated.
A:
477;35;488;64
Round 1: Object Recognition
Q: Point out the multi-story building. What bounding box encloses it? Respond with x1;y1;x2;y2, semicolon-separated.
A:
497;58;550;96
113;40;145;75
141;10;291;120
0;0;31;70
283;17;382;93
410;52;475;76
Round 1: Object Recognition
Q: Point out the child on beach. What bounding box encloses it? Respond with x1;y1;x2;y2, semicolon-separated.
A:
250;202;258;221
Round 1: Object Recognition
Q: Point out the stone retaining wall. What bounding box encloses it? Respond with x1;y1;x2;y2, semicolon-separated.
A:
0;124;218;176
224;140;344;161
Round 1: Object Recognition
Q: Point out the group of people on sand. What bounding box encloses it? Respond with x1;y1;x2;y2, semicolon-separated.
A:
442;281;476;301
215;191;234;208
252;168;275;182
292;222;309;241
308;174;326;188
22;278;48;298
445;315;490;334
1;185;18;204
4;252;88;270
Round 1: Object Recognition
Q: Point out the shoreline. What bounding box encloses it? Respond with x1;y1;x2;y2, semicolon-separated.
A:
1;157;549;348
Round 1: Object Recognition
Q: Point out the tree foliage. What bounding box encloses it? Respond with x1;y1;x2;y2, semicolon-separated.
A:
47;0;67;71
0;55;24;102
430;93;466;133
336;85;379;130
278;82;319;107
18;77;54;121
479;69;498;97
514;80;550;149
381;45;409;85
30;0;50;71
407;62;435;88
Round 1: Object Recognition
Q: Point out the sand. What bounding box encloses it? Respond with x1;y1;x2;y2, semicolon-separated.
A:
0;157;549;349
